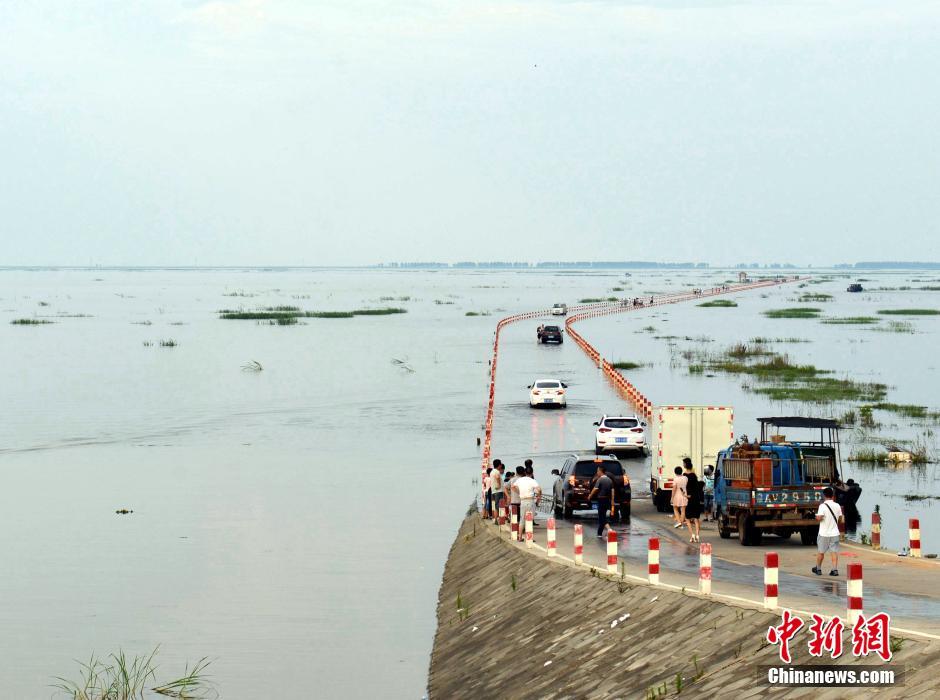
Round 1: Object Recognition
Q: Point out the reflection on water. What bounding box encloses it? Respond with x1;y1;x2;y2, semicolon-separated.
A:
0;267;938;697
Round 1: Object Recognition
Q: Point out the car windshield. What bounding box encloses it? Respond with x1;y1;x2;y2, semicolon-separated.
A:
574;461;623;477
543;326;560;332
603;418;638;429
535;381;560;388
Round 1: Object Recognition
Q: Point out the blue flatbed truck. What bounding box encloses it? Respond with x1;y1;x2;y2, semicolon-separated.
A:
715;417;844;546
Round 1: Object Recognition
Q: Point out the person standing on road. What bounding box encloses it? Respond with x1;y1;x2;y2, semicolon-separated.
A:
683;462;702;543
588;465;615;538
512;468;542;538
490;463;504;520
508;466;524;532
813;487;844;577
671;466;688;529
702;466;716;522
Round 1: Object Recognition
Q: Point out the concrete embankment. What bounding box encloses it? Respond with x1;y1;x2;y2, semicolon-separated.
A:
429;513;938;699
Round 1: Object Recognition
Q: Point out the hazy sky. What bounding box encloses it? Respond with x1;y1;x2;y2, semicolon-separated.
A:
2;1;939;266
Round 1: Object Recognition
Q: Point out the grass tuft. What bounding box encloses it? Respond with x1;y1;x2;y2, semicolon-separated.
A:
821;317;880;325
763;307;822;319
11;318;54;325
878;308;939;315
611;361;646;370
697;299;737;308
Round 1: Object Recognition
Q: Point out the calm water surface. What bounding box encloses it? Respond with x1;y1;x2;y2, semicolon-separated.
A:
0;268;937;698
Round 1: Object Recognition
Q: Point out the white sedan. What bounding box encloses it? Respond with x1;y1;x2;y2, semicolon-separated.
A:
551;303;567;316
594;414;647;454
528;379;568;408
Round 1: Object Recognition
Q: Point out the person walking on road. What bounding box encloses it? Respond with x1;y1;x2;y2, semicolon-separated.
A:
589;465;615;538
671;466;688;528
490;463;504;520
512;468;542;538
813;487;844;576
683;462;702;543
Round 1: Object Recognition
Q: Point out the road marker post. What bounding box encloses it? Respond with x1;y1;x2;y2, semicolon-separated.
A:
764;552;779;609
510;505;519;542
648;537;660;584
910;518;922;558
871;511;880;550
547;517;556;557
699;543;712;595
607;530;618;574
574;524;583;566
525;511;534;548
847;562;863;625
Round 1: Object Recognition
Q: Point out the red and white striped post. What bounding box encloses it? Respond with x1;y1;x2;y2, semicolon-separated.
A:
909;518;922;558
764;552;779;609
847;562;863;625
510;505;519;542
648;537;660;584
871;512;881;550
699;543;712;595
574;524;583;566
547;517;557;557
607;529;618;574
498;504;506;529
525;511;534;548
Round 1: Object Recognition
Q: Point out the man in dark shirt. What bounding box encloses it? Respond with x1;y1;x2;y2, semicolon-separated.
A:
589;465;614;538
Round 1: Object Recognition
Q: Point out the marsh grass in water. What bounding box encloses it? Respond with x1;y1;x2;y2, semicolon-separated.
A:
611;361;647;370
697;299;737;308
579;297;618;303
878;309;939;315
11;318;54;325
798;293;833;302
159;339;177;347
52;647;215;699
873;320;915;333
220;307;405;320
763;307;822;319
821;316;880;324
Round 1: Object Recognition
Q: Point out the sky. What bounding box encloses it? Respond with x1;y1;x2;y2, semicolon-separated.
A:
1;0;939;266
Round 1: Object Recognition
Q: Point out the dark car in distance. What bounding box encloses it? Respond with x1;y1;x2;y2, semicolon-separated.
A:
539;325;563;344
552;454;631;520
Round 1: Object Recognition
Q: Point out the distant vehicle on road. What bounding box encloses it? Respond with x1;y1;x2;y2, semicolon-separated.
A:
538;325;563;344
650;405;734;512
552;454;630;519
594;414;646;454
551;302;568;316
528;378;567;408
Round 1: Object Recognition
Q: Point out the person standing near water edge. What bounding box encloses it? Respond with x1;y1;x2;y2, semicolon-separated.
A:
512;468;541;535
813;487;844;576
490;462;503;520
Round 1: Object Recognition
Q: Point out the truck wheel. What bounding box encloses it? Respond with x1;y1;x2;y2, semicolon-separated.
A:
738;513;762;546
654;490;671;513
718;517;732;539
800;526;818;546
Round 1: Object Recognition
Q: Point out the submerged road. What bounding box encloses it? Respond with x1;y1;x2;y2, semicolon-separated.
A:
481;278;940;637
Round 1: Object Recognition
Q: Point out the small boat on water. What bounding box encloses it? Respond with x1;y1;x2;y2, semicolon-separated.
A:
847;283;863;293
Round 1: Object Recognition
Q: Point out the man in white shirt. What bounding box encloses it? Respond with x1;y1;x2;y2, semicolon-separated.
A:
812;487;844;577
512;470;542;538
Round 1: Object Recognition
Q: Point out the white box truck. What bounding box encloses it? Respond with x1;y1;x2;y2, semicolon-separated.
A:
650;405;734;512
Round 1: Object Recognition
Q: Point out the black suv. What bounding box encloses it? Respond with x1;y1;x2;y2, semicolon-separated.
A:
539;325;563;344
552;454;631;520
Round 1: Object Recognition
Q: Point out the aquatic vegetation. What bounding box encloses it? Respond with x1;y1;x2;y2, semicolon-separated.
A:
131;320;153;326
270;317;298;325
434;299;455;305
763;307;822;319
241;361;263;372
264;305;301;313
697;299;737;307
159;339;177;347
465;311;490;317
725;343;772;359
220;307;405;320
222;290;256;297
820;317;880;324
579;297;618;303
878;308;939;315
350;308;407;315
864;402;940;421
798;293;833;302
611;361;647;370
52;647;214;700
872;320;915;333
306;312;355;318
748;337;810;343
848;448;887;464
10;318;53;325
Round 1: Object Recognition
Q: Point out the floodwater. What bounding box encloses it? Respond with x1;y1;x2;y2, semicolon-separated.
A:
1;267;938;698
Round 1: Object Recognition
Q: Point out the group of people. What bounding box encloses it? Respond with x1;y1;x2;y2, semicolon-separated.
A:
668;458;715;543
482;459;543;532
